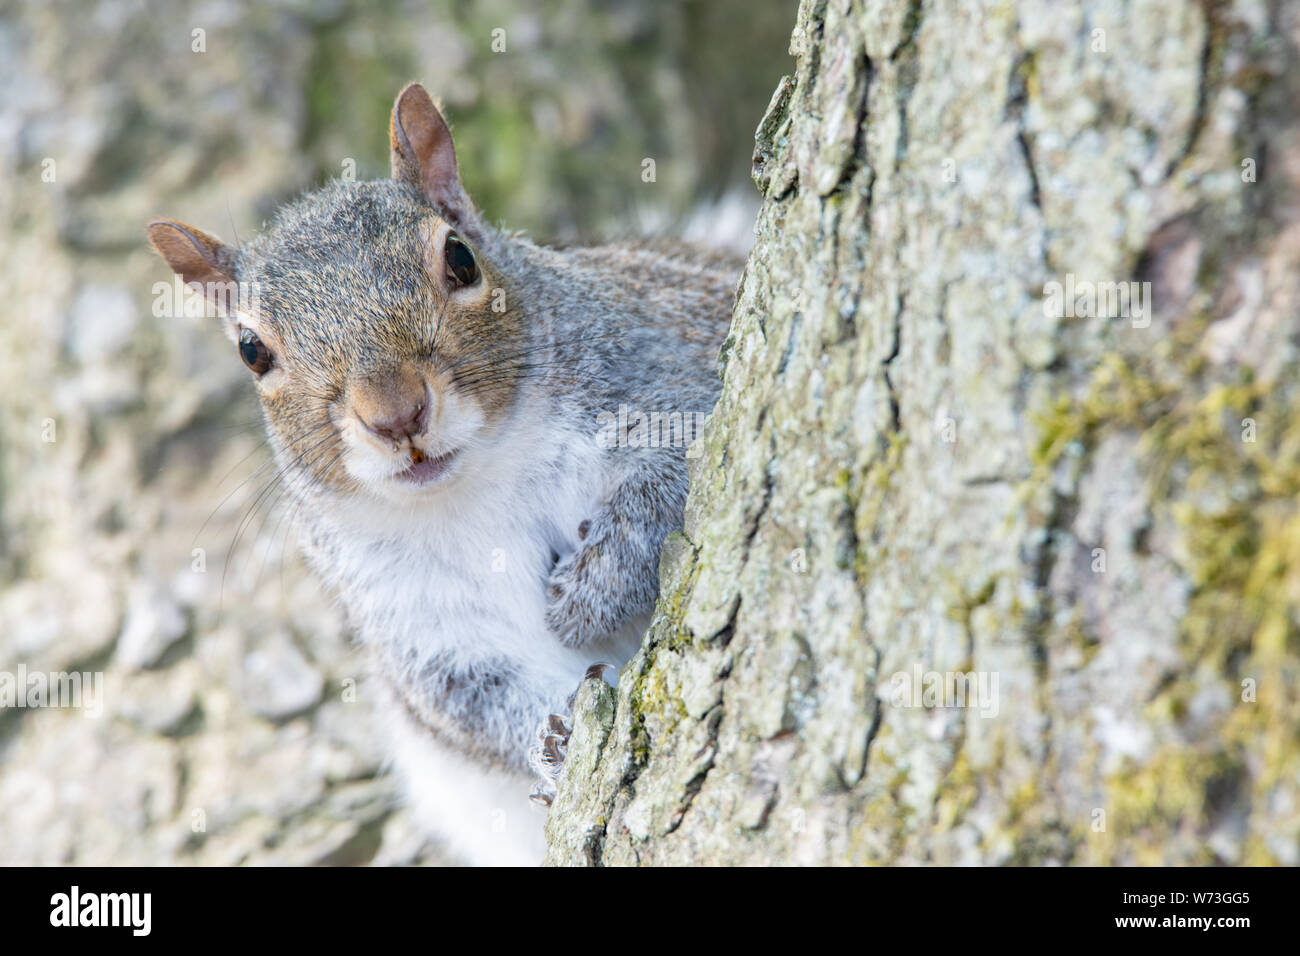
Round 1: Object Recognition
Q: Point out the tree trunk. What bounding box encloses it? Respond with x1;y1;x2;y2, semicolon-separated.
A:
544;0;1300;866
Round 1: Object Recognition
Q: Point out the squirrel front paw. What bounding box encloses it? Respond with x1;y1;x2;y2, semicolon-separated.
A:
545;519;622;647
527;663;612;808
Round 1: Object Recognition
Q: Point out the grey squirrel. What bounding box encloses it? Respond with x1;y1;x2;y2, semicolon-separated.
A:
147;83;741;864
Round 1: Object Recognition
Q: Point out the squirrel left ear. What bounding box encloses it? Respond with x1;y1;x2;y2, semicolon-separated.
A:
389;83;475;228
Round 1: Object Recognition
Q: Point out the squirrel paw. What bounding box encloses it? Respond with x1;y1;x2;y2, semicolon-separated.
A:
527;712;570;808
527;664;613;808
545;522;620;647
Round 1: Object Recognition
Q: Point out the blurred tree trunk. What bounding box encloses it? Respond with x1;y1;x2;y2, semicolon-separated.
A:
544;0;1300;865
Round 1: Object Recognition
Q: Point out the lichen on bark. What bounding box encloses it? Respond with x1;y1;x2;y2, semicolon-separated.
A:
545;0;1300;865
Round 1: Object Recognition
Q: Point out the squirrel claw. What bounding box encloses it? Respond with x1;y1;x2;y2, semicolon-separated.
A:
564;662;615;709
585;662;615;682
546;713;570;736
542;733;566;764
528;710;574;808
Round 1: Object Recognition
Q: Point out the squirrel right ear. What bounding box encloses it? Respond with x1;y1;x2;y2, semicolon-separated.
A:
147;218;239;312
389;83;475;228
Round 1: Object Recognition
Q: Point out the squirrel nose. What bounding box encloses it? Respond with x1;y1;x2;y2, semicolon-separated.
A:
360;395;428;443
353;370;430;445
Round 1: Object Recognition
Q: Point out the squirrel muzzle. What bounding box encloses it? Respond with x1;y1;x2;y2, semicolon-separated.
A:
350;363;431;448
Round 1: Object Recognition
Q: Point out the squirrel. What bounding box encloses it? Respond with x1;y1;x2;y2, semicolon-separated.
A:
147;83;741;865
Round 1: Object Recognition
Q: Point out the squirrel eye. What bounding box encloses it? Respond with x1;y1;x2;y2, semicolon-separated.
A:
238;328;274;375
444;234;480;286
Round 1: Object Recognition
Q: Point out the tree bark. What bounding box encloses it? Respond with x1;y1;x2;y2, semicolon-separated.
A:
544;0;1300;865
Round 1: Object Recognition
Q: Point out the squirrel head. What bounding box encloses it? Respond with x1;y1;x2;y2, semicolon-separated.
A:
147;84;535;503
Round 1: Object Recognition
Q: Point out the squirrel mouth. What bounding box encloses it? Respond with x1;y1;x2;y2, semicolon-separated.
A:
396;447;458;486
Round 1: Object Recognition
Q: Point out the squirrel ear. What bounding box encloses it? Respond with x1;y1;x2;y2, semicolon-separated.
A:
147;218;240;312
389;83;474;226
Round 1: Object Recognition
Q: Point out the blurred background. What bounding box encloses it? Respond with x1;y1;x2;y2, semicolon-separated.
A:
0;0;792;864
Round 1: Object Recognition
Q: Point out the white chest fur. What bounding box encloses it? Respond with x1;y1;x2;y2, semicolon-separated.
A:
293;424;642;864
